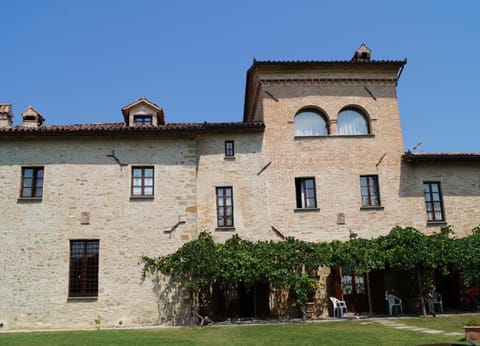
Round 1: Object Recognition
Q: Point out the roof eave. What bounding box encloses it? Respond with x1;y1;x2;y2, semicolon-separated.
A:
403;152;480;163
243;59;407;122
0;122;265;139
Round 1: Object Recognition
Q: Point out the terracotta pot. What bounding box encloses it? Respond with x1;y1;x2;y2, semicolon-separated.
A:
305;302;315;319
464;326;480;344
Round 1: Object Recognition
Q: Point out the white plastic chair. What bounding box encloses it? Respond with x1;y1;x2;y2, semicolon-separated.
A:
431;292;443;313
330;297;347;318
386;294;403;316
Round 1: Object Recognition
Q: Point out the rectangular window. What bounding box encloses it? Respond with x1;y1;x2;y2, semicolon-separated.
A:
295;177;317;208
21;167;44;198
69;240;99;297
134;115;152;126
131;166;154;196
342;265;366;295
225;140;235;157
360;175;380;206
423;182;445;222
216;186;234;227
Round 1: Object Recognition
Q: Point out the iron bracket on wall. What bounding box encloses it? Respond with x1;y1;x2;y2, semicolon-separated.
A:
107;150;128;167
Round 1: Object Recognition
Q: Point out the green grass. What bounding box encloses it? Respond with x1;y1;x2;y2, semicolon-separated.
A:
392;313;480;333
0;316;473;346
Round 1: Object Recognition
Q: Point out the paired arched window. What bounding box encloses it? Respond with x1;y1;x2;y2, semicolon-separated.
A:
294;110;329;137
337;108;370;135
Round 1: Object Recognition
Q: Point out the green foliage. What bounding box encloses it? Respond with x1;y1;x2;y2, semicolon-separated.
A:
377;226;432;271
451;225;480;286
94;315;101;330
465;319;480;326
292;275;318;305
141;225;480;309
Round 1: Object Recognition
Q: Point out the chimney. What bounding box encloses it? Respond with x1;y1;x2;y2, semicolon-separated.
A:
352;44;371;62
21;106;45;127
0;104;14;127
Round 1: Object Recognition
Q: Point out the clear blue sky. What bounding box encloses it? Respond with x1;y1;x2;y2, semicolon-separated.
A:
2;1;479;152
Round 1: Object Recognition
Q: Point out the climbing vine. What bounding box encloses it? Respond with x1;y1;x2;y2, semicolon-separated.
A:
141;225;480;316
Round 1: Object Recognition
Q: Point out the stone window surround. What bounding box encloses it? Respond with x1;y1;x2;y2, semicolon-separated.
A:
224;140;235;158
216;186;234;228
360;175;381;207
131;166;154;198
68;239;99;299
295;177;318;209
423;181;446;223
290;104;375;138
19;166;44;199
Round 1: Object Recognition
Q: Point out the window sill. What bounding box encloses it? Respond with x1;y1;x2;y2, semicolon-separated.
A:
427;221;447;227
215;227;235;232
67;296;98;302
294;135;328;140
294;134;375;140
129;196;154;201
17;197;42;203
224;156;236;161
360;206;384;211
294;208;320;213
329;134;375;138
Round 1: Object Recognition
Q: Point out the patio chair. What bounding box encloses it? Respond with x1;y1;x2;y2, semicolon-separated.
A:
431;292;443;313
386;294;403;316
330;297;347;318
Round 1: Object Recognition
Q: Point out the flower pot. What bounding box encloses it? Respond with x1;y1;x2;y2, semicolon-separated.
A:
464;326;480;344
305;302;315;319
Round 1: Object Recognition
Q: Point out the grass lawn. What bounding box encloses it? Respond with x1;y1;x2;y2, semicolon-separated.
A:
391;313;479;333
0;315;475;346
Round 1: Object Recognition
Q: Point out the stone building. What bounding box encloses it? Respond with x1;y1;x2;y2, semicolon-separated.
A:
1;45;479;329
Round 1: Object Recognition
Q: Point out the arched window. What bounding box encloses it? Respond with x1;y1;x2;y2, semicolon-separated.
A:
337;108;370;135
294;110;328;137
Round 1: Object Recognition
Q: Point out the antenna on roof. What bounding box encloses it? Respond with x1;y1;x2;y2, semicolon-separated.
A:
411;142;423;153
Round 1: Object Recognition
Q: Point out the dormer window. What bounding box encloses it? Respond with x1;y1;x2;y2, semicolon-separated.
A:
134;115;153;126
121;97;165;127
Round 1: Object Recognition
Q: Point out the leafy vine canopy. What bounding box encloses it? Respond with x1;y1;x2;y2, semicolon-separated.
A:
141;225;480;304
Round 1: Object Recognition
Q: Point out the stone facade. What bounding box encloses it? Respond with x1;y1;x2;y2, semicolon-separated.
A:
0;137;198;328
1;46;479;329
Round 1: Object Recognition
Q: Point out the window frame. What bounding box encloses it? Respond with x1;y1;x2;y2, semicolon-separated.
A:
133;115;153;126
216;186;234;228
20;166;44;198
360;175;381;207
337;108;370;135
295;177;318;209
423;181;445;222
68;239;99;298
341;265;366;296
225;140;235;157
131;166;154;197
294;109;329;137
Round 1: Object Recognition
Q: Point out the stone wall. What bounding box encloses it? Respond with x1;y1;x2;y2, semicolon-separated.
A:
1;62;480;330
0;137;198;329
258;77;407;242
196;132;271;243
400;162;480;236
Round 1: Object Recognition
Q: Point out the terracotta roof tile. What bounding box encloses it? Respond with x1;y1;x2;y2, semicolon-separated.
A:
0;121;265;137
403;152;480;163
253;59;406;65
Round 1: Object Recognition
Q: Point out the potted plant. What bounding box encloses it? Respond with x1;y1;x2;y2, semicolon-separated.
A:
464;319;480;344
293;275;318;320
